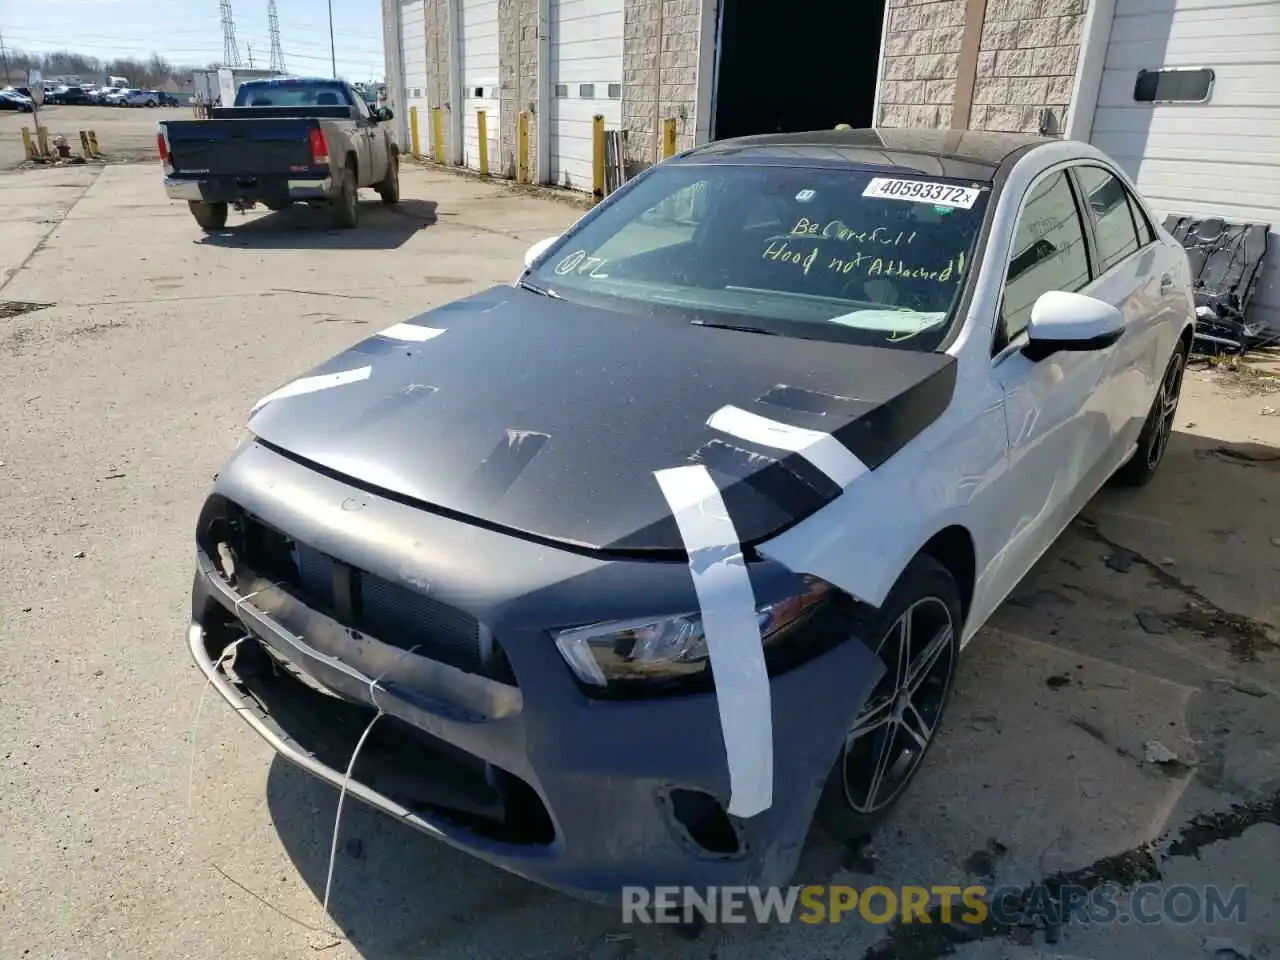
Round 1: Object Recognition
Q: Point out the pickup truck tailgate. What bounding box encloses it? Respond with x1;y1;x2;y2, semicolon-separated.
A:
164;118;321;177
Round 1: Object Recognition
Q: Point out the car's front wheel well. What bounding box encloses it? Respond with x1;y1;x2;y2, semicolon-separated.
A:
1179;323;1194;353
918;525;975;620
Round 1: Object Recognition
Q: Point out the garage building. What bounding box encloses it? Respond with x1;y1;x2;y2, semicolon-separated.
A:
382;0;1278;330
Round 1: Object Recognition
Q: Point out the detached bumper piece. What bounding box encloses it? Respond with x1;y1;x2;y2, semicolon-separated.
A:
1163;214;1274;356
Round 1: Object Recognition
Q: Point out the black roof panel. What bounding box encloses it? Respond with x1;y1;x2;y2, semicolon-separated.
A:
680;128;1054;182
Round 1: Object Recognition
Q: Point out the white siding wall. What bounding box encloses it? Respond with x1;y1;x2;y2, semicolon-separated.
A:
400;0;430;153
549;0;624;190
1090;0;1280;331
459;0;501;170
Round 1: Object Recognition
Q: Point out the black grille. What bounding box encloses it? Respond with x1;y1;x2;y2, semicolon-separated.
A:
236;513;486;675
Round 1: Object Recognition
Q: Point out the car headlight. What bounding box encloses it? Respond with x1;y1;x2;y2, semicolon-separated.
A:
553;576;833;691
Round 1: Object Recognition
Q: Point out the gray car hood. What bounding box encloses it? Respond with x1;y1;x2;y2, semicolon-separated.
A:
246;286;956;553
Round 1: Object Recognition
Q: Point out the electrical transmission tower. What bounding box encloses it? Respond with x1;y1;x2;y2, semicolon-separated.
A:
220;0;242;67
267;0;286;73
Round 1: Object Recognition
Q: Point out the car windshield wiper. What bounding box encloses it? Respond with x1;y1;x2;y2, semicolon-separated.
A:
689;319;778;336
516;277;561;299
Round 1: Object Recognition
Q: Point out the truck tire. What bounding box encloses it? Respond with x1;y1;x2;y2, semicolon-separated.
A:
188;200;228;232
330;161;358;229
376;152;400;205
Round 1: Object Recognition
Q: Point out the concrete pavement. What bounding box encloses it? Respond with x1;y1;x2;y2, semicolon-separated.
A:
0;160;1277;960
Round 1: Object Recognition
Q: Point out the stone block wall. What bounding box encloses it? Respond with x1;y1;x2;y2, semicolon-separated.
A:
876;0;967;128
875;0;1087;135
972;0;1085;134
499;0;540;180
622;0;702;174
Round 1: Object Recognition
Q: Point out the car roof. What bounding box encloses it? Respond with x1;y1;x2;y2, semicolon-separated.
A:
679;128;1055;182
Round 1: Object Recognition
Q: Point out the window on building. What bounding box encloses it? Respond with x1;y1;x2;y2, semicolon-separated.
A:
607;83;622;99
1074;165;1141;272
554;84;568;98
1134;67;1214;103
998;170;1092;347
579;83;594;98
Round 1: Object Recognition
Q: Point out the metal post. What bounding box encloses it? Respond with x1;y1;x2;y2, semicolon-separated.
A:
409;106;421;157
516;112;530;183
21;126;35;160
477;110;489;177
662;117;677;159
36;126;50;157
591;114;605;203
88;131;100;156
431;106;444;163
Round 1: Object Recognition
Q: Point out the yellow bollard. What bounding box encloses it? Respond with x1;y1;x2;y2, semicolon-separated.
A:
87;130;100;157
516;112;529;184
591;114;605;203
662;117;677;159
21;126;36;160
79;130;91;156
477;110;489;177
409;105;421;158
430;106;444;163
37;126;50;157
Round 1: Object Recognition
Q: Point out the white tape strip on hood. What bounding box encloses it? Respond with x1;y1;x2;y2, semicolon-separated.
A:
378;322;446;342
654;464;772;819
250;365;372;414
708;405;868;488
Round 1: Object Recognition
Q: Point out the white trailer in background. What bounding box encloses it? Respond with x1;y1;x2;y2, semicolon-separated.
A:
216;67;283;107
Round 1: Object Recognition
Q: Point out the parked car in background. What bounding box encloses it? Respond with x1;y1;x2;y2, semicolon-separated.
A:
123;89;160;107
48;85;93;105
93;86;121;104
105;89;132;106
159;93;181;107
8;86;33;98
0;90;35;112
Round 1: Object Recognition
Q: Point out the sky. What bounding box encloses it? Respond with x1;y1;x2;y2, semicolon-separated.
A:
1;0;386;82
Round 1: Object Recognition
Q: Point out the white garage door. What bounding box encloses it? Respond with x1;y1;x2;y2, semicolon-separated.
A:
400;0;430;154
549;0;624;190
1090;0;1280;332
459;0;500;170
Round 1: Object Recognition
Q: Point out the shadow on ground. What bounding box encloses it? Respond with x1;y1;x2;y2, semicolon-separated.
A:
262;430;1279;960
197;199;438;251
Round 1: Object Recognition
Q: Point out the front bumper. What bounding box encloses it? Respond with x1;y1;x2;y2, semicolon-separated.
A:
189;442;883;902
164;175;333;204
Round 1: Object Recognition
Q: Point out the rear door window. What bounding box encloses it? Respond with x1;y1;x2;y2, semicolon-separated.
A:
1074;165;1143;272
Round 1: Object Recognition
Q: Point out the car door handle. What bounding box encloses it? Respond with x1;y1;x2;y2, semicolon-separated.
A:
1160;274;1174;293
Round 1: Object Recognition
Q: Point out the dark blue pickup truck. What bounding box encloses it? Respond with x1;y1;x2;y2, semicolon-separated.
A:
158;77;400;231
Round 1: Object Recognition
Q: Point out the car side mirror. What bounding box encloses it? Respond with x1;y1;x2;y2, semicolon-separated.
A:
523;235;560;270
1023;290;1124;361
376;106;393;122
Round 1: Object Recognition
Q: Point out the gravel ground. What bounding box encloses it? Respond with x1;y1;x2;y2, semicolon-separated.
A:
0;160;1277;960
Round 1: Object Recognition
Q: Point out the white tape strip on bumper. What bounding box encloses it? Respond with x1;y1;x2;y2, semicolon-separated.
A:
654;464;772;819
707;405;868;488
377;322;446;342
250;366;372;414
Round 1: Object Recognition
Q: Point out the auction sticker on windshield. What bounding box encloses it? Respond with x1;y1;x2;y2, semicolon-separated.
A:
863;178;981;210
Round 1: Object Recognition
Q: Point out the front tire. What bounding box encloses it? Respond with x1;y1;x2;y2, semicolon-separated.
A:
188;200;228;232
814;555;962;843
1111;340;1188;487
376;152;400;205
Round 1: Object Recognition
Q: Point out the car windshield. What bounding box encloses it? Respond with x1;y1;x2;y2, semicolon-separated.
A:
527;163;992;349
236;81;351;108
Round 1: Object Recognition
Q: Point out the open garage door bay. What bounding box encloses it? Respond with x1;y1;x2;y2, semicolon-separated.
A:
550;0;623;190
459;0;500;171
1089;0;1280;332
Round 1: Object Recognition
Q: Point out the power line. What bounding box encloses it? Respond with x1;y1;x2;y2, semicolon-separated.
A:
267;0;286;73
